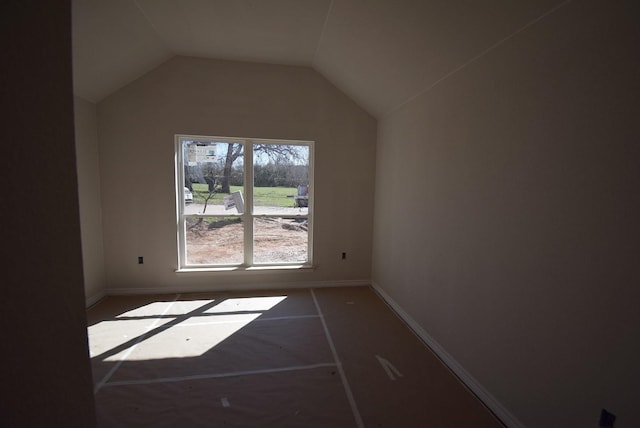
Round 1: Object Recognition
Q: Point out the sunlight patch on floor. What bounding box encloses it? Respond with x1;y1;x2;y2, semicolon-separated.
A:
90;296;288;361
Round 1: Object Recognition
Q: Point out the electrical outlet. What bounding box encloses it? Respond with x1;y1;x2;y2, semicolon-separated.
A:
341;252;346;260
138;256;144;264
599;409;616;427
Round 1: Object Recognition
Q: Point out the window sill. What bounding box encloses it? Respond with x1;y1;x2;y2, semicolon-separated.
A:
175;265;314;274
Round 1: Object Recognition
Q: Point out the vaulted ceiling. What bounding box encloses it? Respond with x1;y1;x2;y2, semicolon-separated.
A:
72;0;562;118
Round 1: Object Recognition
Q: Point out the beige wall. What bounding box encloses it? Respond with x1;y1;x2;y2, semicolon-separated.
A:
1;1;96;425
373;2;639;427
74;96;106;305
97;56;376;292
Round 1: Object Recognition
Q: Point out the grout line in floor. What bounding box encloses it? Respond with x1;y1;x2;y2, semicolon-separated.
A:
310;288;364;428
94;293;182;394
104;362;338;388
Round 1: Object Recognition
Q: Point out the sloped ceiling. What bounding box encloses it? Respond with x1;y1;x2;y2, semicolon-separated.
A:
72;0;565;118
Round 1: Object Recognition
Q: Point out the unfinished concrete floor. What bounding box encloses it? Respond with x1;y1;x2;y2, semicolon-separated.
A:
88;286;503;427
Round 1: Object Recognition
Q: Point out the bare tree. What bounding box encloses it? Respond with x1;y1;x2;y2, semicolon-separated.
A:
189;176;220;231
220;143;243;193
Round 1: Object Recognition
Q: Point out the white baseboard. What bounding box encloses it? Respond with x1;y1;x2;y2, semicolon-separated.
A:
106;279;370;296
85;289;106;308
371;282;525;428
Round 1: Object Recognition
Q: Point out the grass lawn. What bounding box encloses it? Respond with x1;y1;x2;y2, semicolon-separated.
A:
191;184;298;208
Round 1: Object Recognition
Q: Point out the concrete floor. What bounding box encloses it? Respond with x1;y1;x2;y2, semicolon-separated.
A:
88;286;504;427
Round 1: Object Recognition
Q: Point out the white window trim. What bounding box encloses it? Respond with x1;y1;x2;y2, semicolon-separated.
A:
175;134;314;271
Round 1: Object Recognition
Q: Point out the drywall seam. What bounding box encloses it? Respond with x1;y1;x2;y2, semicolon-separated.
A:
105;279;370;296
312;0;334;64
132;0;169;49
371;282;526;428
383;0;572;119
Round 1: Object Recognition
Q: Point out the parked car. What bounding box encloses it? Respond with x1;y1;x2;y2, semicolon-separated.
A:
184;187;193;203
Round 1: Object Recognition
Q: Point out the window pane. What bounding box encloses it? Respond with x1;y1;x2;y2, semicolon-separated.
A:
186;216;243;265
183;140;244;214
253;144;309;215
253;218;308;264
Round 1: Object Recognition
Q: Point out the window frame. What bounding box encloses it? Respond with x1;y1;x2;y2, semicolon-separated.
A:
175;134;314;271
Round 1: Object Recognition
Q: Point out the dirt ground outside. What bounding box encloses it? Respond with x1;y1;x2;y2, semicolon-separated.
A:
186;217;308;265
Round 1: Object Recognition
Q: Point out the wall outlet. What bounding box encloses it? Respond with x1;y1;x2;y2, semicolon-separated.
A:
138;256;144;264
341;252;346;260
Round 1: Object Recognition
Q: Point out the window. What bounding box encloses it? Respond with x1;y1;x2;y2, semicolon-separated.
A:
175;135;313;269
